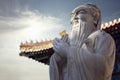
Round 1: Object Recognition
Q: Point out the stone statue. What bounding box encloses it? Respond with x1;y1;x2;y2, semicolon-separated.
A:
49;4;116;80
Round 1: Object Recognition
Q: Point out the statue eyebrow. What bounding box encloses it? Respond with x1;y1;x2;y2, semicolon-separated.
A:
78;9;86;13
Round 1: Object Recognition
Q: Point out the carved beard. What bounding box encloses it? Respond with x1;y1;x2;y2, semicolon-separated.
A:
69;21;96;48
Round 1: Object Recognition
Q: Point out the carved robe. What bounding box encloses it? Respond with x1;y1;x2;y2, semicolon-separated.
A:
49;30;115;80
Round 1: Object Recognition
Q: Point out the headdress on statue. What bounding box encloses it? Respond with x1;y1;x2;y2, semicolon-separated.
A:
71;3;101;30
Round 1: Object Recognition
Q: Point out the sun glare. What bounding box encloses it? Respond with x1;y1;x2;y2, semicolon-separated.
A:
21;17;44;40
25;26;40;39
22;20;41;40
19;12;63;41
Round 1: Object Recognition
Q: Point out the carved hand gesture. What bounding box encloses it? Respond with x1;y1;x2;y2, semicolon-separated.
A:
61;34;69;44
53;37;70;58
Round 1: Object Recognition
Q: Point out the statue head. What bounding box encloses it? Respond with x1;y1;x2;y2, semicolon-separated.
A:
71;4;101;30
69;4;101;47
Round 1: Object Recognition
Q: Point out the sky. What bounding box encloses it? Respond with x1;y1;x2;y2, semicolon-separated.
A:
0;0;120;80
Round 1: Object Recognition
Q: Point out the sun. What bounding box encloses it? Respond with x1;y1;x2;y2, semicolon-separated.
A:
26;27;39;38
21;17;43;40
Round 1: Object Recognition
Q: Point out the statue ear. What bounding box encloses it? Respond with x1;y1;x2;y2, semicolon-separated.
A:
93;12;98;24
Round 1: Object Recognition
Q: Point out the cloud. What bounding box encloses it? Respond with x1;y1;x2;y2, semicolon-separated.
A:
0;8;65;80
0;16;26;32
0;9;64;34
0;2;69;79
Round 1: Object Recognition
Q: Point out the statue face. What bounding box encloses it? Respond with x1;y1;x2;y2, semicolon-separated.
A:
71;7;94;27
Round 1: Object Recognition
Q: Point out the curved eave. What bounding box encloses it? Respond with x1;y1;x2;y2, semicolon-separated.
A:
19;48;54;65
101;18;120;29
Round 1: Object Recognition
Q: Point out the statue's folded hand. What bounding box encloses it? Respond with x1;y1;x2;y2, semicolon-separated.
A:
61;34;69;44
53;38;70;58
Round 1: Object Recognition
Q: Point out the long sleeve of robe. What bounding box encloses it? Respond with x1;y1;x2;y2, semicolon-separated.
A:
49;30;115;80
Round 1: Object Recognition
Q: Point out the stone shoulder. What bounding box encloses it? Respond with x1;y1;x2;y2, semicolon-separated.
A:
91;30;114;40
